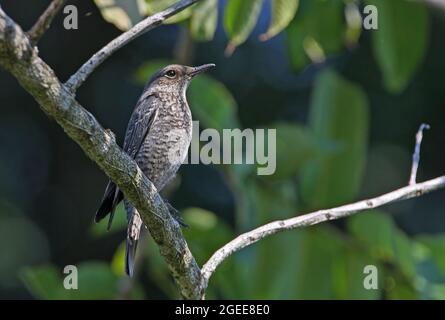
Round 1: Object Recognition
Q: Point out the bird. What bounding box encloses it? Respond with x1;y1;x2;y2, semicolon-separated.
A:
94;63;215;277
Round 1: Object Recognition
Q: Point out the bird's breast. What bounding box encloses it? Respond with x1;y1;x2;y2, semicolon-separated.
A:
135;99;192;189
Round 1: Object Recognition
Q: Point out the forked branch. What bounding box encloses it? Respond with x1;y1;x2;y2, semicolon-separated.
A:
27;0;66;45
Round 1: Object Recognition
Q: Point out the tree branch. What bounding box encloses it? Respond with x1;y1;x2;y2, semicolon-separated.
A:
409;123;430;185
65;0;200;92
1;0;445;301
0;7;203;300
27;0;66;45
200;175;445;291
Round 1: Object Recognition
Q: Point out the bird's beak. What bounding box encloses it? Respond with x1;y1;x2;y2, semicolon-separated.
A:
188;64;216;77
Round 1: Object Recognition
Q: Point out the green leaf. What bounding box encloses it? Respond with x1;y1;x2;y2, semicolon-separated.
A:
224;0;264;55
348;211;416;279
286;0;345;70
348;211;396;261
94;0;146;31
190;0;218;41
300;70;369;208
260;0;299;41
332;248;382;299
366;0;429;93
69;262;118;299
111;242;126;276
344;2;363;46
21;265;67;299
272;122;318;179
188;75;239;130
145;0;192;24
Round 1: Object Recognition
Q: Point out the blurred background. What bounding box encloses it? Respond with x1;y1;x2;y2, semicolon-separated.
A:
0;0;444;299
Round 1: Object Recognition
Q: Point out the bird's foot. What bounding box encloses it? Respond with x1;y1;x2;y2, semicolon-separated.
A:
165;202;189;228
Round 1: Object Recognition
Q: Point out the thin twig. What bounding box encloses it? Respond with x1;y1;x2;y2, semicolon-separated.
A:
200;175;445;292
27;0;66;45
65;0;200;92
409;123;430;185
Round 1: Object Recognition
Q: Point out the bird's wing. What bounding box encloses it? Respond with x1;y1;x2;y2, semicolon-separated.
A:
96;95;159;230
123;93;159;159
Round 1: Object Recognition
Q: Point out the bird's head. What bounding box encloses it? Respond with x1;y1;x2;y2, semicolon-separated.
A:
146;63;216;96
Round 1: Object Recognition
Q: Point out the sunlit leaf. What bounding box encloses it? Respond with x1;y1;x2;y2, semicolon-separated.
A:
94;0;146;31
344;2;362;46
145;0;193;24
190;0;218;41
366;0;429;93
111;242;126;276
286;0;345;70
224;0;264;55
260;0;299;41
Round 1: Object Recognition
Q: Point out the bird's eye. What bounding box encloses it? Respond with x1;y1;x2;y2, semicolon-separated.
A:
165;70;177;78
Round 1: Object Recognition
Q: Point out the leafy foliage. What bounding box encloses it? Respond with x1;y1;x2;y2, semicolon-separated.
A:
260;0;299;41
301;70;369;208
366;0;430;93
15;0;444;301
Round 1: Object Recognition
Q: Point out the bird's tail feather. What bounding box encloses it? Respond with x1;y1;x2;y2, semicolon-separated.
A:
125;212;143;277
95;181;123;230
125;237;138;277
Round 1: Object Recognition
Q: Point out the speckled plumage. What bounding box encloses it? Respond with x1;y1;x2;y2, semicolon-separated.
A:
95;64;215;276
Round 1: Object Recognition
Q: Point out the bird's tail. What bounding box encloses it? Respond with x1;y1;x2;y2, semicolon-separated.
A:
95;181;123;230
125;211;143;277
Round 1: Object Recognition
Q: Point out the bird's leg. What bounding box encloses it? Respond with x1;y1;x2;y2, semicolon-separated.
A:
164;200;189;228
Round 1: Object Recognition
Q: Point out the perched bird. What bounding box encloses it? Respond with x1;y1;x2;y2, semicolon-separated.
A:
95;63;215;277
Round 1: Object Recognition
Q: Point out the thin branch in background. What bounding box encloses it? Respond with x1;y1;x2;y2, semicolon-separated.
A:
409;123;430;185
27;0;66;45
200;124;443;295
65;0;201;92
200;175;445;293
